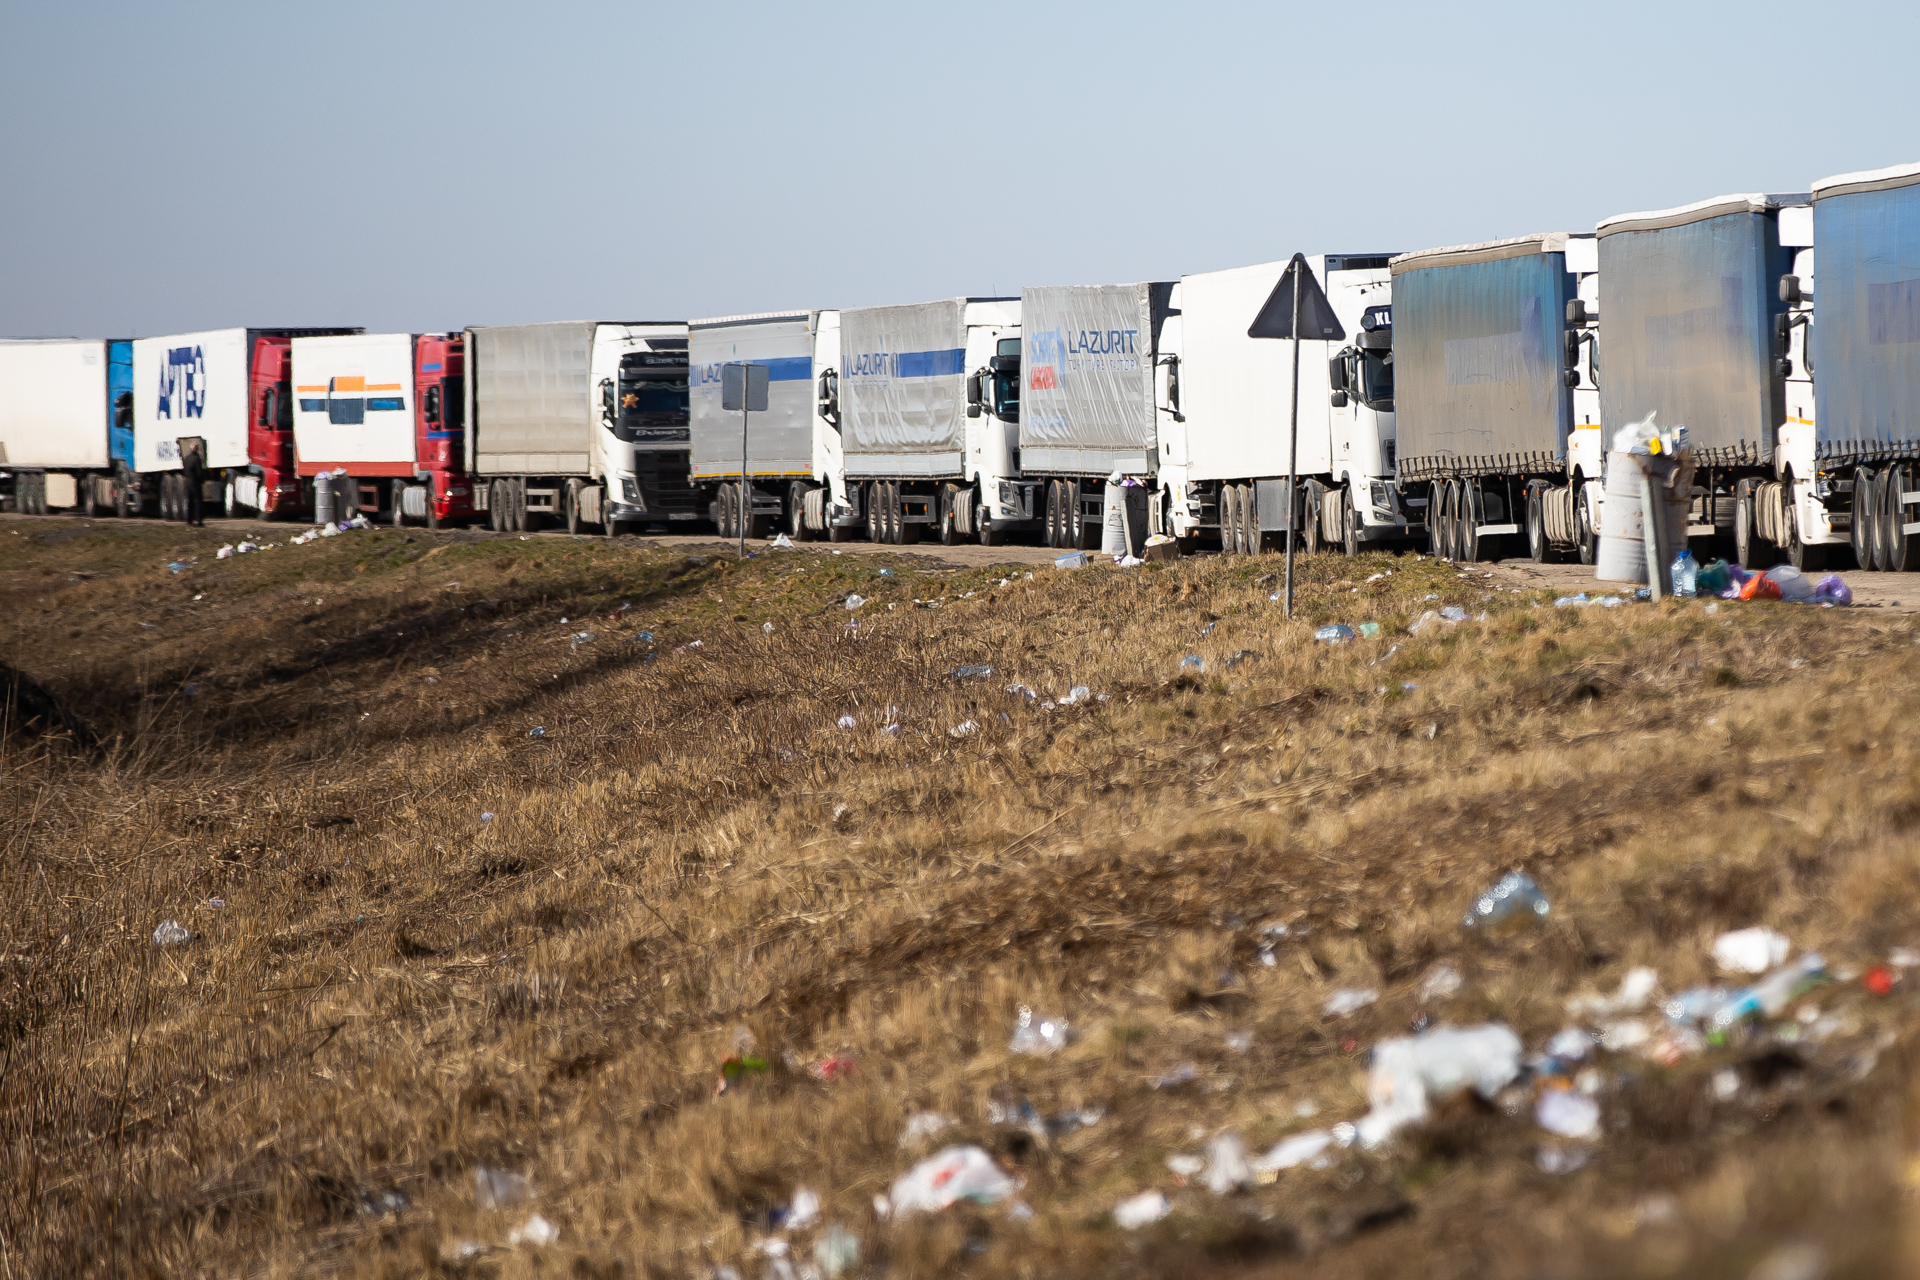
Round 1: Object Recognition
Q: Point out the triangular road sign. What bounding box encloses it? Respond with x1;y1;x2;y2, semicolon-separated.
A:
1247;253;1346;341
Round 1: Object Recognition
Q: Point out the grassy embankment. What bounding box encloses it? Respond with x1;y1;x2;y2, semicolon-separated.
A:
3;517;1918;1278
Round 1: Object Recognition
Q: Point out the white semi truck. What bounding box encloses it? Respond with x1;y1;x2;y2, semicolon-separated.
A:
1154;254;1413;555
463;321;693;534
0;338;133;515
822;297;1033;544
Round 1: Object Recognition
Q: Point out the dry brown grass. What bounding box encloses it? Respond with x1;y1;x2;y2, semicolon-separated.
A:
4;516;1920;1278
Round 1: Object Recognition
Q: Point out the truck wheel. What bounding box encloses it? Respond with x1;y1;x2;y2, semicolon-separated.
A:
788;482;810;541
1342;483;1361;557
563;479;581;535
1783;476;1824;571
883;482;901;545
1042;481;1059;548
978;491;1000;547
389;480;405;527
1892;465;1920;571
939;483;961;545
1527;486;1549;563
1576;478;1597;566
1873;467;1896;572
1850;467;1874;570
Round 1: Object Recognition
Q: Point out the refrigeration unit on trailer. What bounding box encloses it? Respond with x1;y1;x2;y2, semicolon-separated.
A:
132;326;361;520
1596;192;1815;566
1389;233;1600;563
1154;254;1406;555
590;324;697;529
464;321;689;533
824;296;1031;545
689;310;845;540
0;338;133;515
292;332;474;527
1808;161;1920;573
1018;282;1175;549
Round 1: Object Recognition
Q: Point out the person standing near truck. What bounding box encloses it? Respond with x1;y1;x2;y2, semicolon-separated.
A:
177;436;206;526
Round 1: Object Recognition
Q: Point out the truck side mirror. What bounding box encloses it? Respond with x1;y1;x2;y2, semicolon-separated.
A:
1772;312;1791;356
817;370;839;422
966;371;984;417
599;378;615;424
1779;275;1802;306
425;385;442;424
1563;368;1581;388
1566;298;1588;326
1330;389;1349;408
1564;330;1581;370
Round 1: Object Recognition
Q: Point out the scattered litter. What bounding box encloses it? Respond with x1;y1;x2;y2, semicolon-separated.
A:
952;665;993;679
1555;593;1590;608
1545;1028;1594;1061
508;1213;559;1247
898;1112;956;1148
1055;552;1088;569
216;544;235;559
1009;1006;1068;1055
948;720;979;738
1203;1132;1252;1194
1418;963;1464;1002
151;919;191;947
473;1166;533;1210
1535;1088;1601;1139
1152;1063;1199;1089
1114;554;1144;567
844;594;866;610
1599;1019;1653;1053
206;897;225;910
889;1146;1018;1214
1712;1068;1742;1101
1113;1189;1171;1230
1323;988;1380;1018
480;811;495;823
1536;1144;1592;1175
1006;682;1038;700
1252;1129;1334;1173
1180;655;1204;672
1746;1242;1827;1280
1356;1023;1524;1147
1714;927;1791;975
1462;871;1549;930
570;631;596;646
1224;1030;1254;1054
837;715;856;730
716;1052;771;1094
814;1224;860;1276
166;561;188;574
763;621;774;632
1439;605;1470;622
527;726;547;739
1709;953;1826;1032
1358;621;1382;638
1409;609;1464;635
1315;624;1356;644
770;532;795;549
1058;685;1093;705
636;630;655;642
785;1187;822;1231
1568;967;1660;1018
1165;1153;1205;1179
810;1054;858;1081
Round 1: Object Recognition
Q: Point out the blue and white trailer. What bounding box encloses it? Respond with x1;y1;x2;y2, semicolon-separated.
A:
1388;233;1602;563
0;338;135;515
1809;161;1920;572
1595;192;1818;567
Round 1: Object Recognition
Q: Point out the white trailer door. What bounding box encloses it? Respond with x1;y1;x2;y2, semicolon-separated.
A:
132;328;251;470
0;340;109;468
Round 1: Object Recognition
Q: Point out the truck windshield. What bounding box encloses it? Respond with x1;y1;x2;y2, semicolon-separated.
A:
611;353;690;443
1359;349;1393;410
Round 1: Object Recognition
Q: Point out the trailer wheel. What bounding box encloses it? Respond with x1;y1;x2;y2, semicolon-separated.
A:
1872;467;1896;572
1526;485;1549;563
1849;467;1873;570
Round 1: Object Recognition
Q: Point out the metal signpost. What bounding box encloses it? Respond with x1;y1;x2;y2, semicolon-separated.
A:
1248;255;1345;618
721;362;769;559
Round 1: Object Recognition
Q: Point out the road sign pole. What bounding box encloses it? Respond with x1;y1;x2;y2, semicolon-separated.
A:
1285;268;1302;618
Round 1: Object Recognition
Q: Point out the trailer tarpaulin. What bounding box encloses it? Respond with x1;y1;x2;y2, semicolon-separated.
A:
1018;283;1166;475
1811;164;1920;463
839;298;966;476
1597;195;1795;467
688;313;815;479
1389;237;1574;479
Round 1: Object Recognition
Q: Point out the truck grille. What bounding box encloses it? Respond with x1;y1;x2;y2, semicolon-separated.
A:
634;451;701;513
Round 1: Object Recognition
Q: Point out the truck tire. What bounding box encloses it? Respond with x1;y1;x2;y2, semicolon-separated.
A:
1221;483;1243;556
1527;486;1549;563
563;479;580;535
885;482;903;545
1872;467;1895;571
1342;483;1361;557
114;465;133;519
1782;475;1824;571
391;479;408;528
1576;477;1597;566
1427;482;1448;559
939;483;962;545
978;491;1000;547
1851;466;1874;571
789;482;811;541
1892;465;1920;571
513;479;530;533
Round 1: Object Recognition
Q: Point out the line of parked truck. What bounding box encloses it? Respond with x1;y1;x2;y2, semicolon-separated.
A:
5;158;1919;572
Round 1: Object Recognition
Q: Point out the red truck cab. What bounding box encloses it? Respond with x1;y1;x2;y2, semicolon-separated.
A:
415;334;474;524
247;336;301;515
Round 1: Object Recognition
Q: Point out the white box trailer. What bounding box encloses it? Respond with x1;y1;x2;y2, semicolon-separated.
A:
1155;254;1408;555
0;339;128;514
293;333;417;473
132;328;255;473
689;310;835;539
827;297;1030;545
464;320;690;533
1017;282;1175;549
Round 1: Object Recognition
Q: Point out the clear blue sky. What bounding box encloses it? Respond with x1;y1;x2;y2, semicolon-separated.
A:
3;0;1912;338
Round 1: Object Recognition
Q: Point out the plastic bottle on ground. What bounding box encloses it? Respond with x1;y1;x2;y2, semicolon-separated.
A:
1670;549;1697;598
